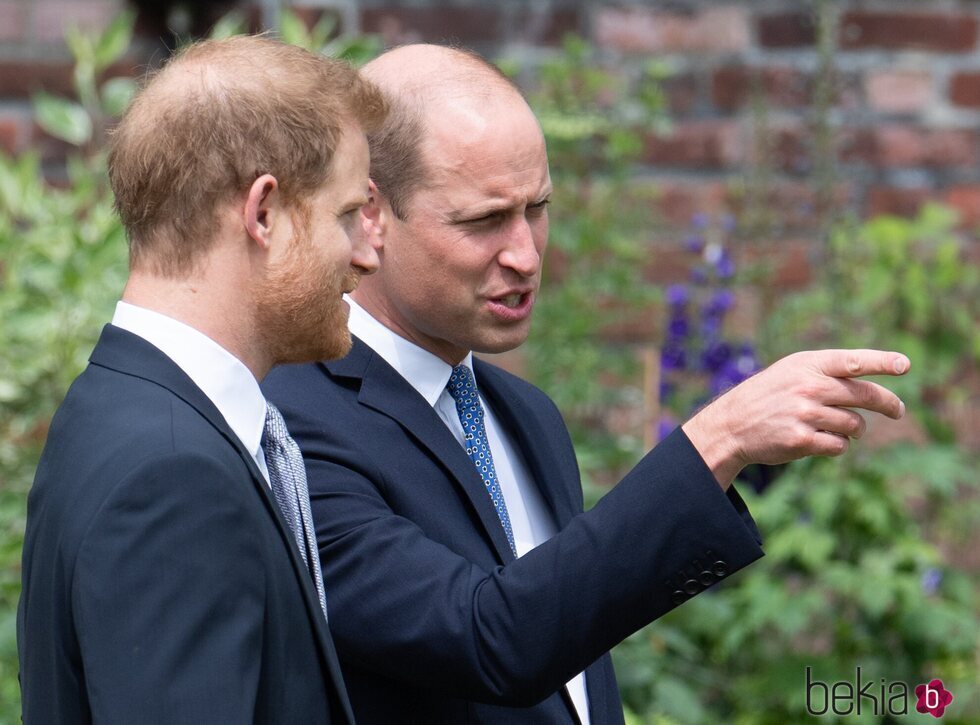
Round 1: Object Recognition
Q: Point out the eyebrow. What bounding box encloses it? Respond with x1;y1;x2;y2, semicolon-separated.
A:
447;191;553;223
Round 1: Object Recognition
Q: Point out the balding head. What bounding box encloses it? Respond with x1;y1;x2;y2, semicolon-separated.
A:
361;44;533;219
109;35;386;276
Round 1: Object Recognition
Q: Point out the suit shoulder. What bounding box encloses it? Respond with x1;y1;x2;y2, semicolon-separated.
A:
475;359;560;411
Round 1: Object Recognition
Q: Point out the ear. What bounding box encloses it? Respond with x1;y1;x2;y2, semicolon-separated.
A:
360;179;390;248
243;174;281;250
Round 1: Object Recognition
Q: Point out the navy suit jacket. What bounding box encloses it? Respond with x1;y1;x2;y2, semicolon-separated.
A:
18;325;354;724
263;337;764;724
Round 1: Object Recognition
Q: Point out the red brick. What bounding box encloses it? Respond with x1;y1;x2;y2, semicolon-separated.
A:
839;11;978;53
662;72;699;117
512;6;581;46
866;186;932;218
642;121;743;170
757;12;816;48
0;59;137;99
0;61;75;98
742;240;815;288
865;70;934;114
595;5;750;54
0;0;28;42
728;181;855;233
950;72;980;108
361;7;504;46
647;180;730;227
712;66;811;111
841;126;978;169
0;112;30;154
33;0;123;43
944;185;980;228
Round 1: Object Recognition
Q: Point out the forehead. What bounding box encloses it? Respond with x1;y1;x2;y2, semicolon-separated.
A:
420;99;551;206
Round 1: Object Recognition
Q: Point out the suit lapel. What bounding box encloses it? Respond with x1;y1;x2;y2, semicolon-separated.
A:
475;360;580;529
90;325;353;722
326;339;516;563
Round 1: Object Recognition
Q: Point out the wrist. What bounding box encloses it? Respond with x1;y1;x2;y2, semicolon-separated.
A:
682;409;744;491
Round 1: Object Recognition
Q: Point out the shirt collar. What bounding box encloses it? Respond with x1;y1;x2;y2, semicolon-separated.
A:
346;295;475;406
111;301;267;462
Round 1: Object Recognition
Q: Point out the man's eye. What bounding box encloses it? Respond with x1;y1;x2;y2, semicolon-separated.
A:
527;200;550;214
466;212;503;226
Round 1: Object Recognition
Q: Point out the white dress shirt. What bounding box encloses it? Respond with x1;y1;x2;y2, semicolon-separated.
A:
111;301;271;484
347;296;591;724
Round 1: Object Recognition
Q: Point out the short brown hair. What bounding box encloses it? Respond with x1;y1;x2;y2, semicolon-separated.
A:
108;35;387;275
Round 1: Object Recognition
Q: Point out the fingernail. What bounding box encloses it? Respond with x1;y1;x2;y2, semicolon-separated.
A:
893;357;908;374
899;400;906;417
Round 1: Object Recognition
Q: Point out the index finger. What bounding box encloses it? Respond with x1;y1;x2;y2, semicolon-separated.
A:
812;349;910;378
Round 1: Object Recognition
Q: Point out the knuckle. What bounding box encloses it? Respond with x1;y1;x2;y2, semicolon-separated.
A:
846;354;863;376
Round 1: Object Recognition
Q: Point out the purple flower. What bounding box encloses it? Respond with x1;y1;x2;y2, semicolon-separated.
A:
704;289;735;316
699;314;721;338
715;250;736;279
661;342;687;371
656;416;677;442
665;283;689;307
691;212;710;230
668;315;689;339
711;358;752;395
659;380;674;402
684;234;705;254
701;340;732;373
921;568;942;595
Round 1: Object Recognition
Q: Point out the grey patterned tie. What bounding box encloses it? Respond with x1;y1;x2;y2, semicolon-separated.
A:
262;401;328;621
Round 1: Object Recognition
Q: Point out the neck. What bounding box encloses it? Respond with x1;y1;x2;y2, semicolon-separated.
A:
350;287;468;366
122;271;271;380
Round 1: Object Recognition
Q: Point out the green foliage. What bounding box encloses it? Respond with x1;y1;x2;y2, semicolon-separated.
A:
767;205;979;440
516;36;670;483
0;148;126;721
34;10;137;149
209;8;382;66
615;453;979;723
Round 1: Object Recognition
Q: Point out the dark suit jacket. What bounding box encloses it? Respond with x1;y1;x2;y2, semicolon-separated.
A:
18;325;354;724
263;338;764;724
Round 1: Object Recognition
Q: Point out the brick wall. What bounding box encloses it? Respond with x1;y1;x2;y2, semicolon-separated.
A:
7;1;980;239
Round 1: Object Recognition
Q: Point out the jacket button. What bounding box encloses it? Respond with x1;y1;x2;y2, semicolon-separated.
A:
699;570;715;586
671;590;687;605
683;578;700;595
712;560;729;577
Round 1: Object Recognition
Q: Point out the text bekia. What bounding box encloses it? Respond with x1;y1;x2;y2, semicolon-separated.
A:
805;667;954;718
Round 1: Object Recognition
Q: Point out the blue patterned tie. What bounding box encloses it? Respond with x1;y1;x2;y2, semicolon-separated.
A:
446;364;517;556
262;401;328;621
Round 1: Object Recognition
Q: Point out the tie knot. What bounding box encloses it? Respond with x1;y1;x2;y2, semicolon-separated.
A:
263;400;289;449
446;364;477;401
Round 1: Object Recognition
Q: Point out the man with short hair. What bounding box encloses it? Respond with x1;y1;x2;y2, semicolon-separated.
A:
18;35;385;723
264;44;909;724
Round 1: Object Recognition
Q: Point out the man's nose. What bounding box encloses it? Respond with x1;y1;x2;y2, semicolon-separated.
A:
351;233;380;276
498;218;541;277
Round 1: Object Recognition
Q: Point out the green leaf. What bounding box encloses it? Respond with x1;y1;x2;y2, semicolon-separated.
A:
100;76;136;118
94;9;136;71
279;10;311;50
32;92;92;146
209;11;246;40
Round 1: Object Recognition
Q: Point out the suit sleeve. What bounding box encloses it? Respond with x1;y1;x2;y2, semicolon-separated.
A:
292;397;764;707
72;453;266;724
